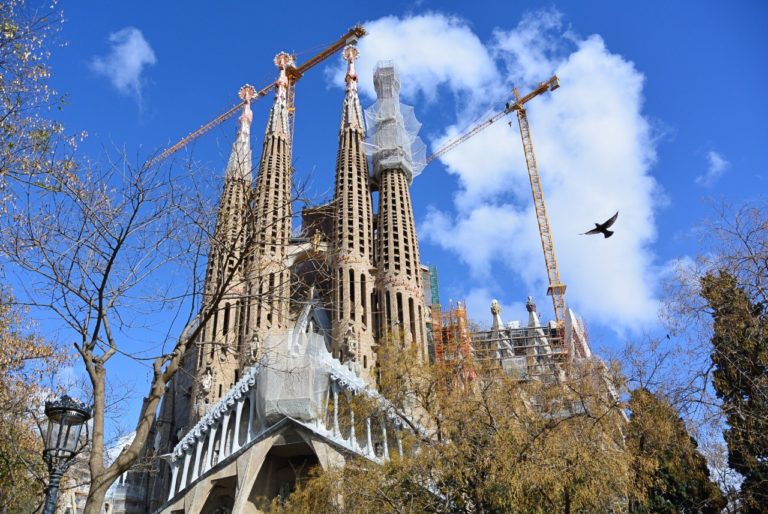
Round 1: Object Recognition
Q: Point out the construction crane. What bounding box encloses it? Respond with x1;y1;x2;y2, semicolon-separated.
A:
426;76;567;326
144;25;366;170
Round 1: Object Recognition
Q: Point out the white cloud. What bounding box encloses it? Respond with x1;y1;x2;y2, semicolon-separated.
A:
492;8;571;86
333;11;663;332
695;150;729;187
90;27;157;104
330;14;501;111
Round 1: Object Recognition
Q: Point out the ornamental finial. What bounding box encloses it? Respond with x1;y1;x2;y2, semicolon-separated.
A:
239;84;256;103
343;45;360;92
273;52;294;103
237;84;255;135
274;51;294;70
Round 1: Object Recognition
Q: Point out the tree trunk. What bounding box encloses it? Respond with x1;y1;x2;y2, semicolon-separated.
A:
84;362;109;514
83;478;110;514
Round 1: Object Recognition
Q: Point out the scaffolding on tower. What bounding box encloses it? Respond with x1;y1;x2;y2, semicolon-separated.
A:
428;265;444;362
434;301;477;386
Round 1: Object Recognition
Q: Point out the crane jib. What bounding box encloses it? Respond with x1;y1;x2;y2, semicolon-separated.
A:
145;26;366;170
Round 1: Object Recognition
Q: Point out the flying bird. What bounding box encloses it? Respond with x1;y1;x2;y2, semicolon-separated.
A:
581;211;619;238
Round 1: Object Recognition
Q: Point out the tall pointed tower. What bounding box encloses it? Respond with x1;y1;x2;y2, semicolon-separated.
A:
369;63;428;357
247;53;295;345
190;84;255;419
330;46;377;380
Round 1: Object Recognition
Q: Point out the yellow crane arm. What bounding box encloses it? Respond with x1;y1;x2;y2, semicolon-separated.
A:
145;25;367;170
426;110;508;164
425;76;559;164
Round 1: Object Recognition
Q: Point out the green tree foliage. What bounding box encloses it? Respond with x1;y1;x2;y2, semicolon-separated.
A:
277;342;634;513
700;271;767;512
627;388;725;513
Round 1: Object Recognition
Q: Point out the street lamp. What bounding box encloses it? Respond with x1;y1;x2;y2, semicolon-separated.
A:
42;395;91;514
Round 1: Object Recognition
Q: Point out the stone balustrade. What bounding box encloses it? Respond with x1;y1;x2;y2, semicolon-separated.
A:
167;362;261;499
166;345;417;501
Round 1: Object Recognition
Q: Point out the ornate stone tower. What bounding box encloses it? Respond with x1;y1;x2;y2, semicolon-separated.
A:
247;52;295;345
192;84;256;416
369;63;428;357
330;46;377;381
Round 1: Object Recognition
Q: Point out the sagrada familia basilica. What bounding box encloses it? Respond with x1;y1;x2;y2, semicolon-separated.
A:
105;42;592;514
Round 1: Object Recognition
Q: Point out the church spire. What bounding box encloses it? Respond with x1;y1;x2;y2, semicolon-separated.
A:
340;45;364;130
187;85;255;422
224;84;255;181
370;63;428;356
247;52;295;342
266;52;293;136
330;44;376;381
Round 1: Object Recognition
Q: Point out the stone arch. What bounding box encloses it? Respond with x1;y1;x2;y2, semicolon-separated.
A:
385;421;400;459
198;476;236;514
371;413;386;458
336;389;354;444
199;438;209;474
173;457;185;493
245;428;321;511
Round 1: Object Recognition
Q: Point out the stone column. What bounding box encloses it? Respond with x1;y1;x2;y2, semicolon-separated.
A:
205;426;218;471
192;439;203;481
219;413;231;458
233;400;244;452
168;464;179;500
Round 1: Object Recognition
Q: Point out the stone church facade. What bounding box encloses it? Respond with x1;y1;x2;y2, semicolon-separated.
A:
119;45;592;514
123;47;437;513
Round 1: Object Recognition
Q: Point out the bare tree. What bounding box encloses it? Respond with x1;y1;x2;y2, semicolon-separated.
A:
0;0;77;193
0;143;309;510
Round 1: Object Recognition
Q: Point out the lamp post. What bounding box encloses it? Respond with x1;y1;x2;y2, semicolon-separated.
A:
42;395;91;514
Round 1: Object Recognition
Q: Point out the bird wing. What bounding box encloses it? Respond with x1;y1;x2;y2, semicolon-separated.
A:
581;227;603;235
602;211;619;228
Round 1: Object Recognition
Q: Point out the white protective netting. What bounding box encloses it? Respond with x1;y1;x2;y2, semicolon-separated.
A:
255;299;335;426
364;61;426;182
257;331;333;425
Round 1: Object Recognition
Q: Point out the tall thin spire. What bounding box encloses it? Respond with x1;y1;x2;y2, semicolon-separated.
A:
331;44;376;381
266;52;293;136
247;52;295;343
186;84;256;423
341;45;364;130
225;84;255;181
369;63;428;357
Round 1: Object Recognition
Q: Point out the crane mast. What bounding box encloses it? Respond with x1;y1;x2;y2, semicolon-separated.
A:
509;84;567;326
426;76;567;325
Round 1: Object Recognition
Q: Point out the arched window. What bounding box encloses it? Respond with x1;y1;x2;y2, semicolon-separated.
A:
223;302;231;336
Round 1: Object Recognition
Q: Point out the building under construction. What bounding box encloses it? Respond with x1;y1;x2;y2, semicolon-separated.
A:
117;26;595;513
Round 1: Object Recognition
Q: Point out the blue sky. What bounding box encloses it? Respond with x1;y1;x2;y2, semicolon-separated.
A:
39;1;767;434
